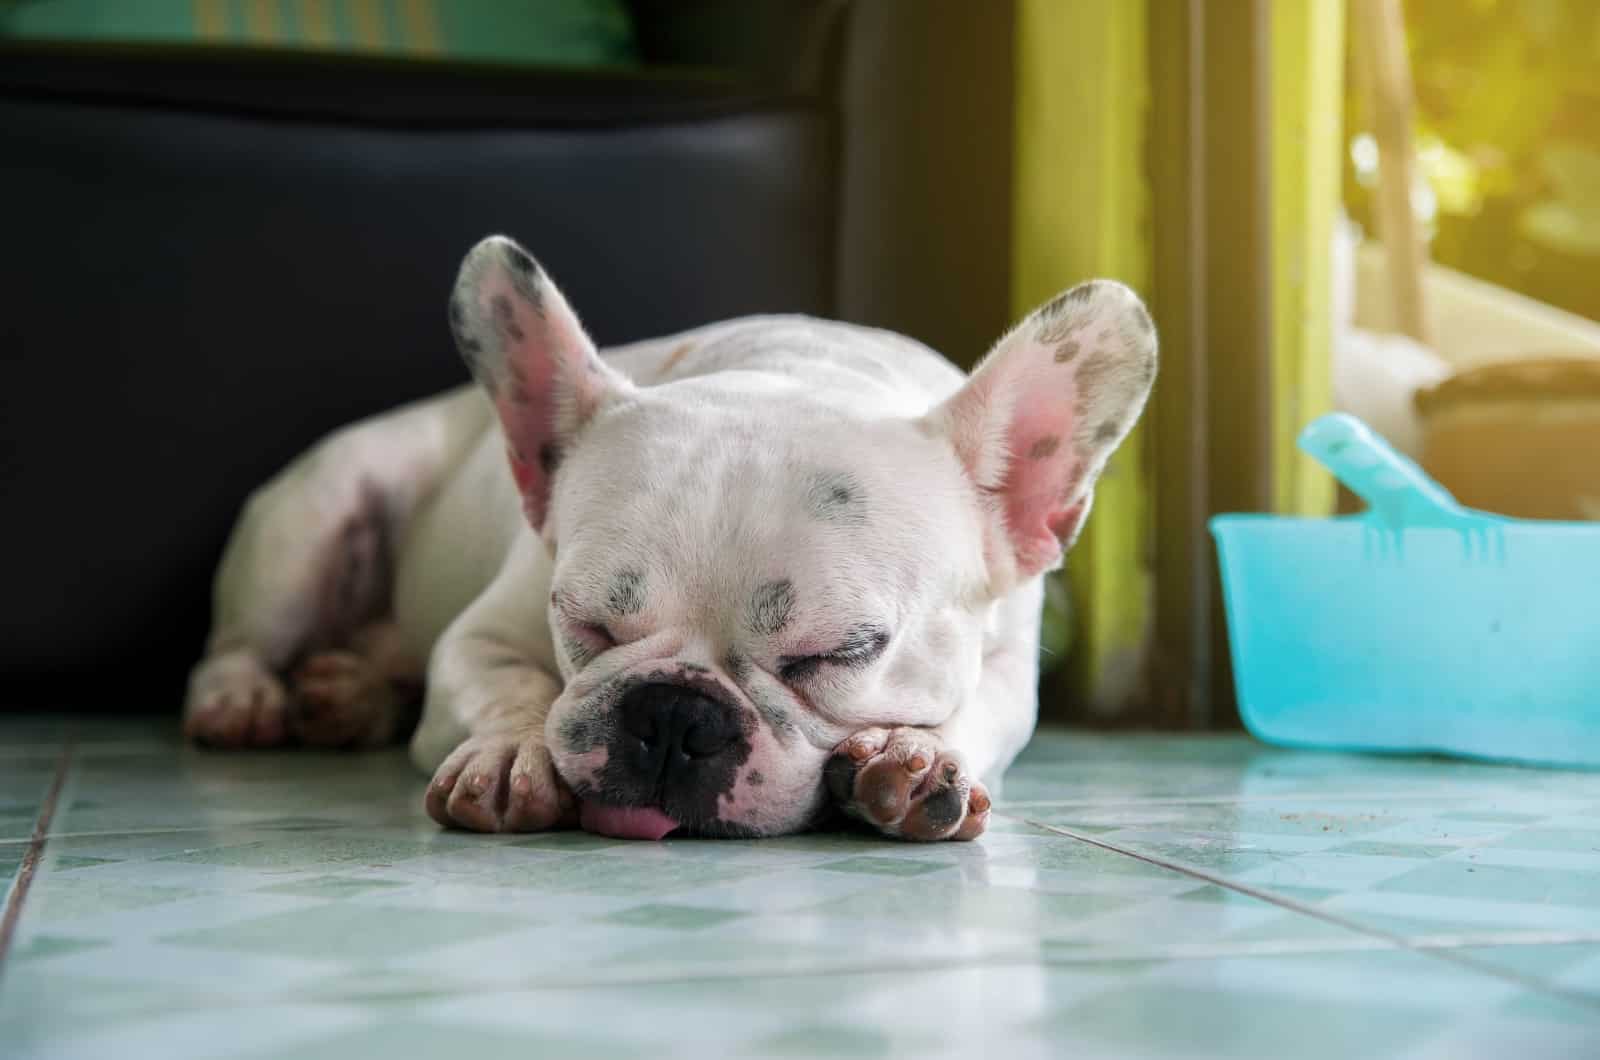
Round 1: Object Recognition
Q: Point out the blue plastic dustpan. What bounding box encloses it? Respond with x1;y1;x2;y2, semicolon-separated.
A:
1211;412;1600;769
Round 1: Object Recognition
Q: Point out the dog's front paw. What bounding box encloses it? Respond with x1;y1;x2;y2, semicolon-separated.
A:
826;727;990;841
425;729;577;833
184;650;290;748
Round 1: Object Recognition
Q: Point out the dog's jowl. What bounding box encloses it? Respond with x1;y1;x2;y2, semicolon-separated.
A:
185;234;1157;842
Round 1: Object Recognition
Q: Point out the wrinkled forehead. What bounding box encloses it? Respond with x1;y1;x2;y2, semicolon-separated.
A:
550;398;977;622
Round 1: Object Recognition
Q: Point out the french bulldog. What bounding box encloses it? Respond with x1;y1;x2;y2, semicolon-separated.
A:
183;235;1156;841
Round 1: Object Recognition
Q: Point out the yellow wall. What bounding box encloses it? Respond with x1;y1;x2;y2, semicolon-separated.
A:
1013;0;1152;713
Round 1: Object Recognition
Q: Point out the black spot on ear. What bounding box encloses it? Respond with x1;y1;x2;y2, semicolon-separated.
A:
748;579;795;636
500;243;546;315
1054;340;1080;364
490;294;525;343
607;569;645;616
806;471;866;526
1028;435;1062;460
1038;283;1104;343
505;243;538;277
1094;420;1120;444
746;770;765;787
539;443;563;475
449;297;488;376
1045;282;1098;317
1072;350;1119;418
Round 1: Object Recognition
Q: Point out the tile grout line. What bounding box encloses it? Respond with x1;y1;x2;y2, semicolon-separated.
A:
1015;814;1600;1012
0;739;73;979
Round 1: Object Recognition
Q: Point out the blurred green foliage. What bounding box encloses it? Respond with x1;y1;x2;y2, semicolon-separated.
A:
1345;0;1600;322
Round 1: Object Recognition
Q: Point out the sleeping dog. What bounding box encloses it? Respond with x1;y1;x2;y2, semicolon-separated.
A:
184;235;1156;841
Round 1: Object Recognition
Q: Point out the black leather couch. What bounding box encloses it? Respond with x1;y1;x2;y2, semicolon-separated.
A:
1;0;1015;714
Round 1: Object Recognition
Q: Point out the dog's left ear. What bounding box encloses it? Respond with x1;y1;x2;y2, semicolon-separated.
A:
448;235;632;530
928;280;1157;590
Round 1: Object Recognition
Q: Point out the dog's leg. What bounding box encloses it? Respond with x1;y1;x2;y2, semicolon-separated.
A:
185;388;486;748
411;539;574;833
287;620;425;748
827;582;1043;842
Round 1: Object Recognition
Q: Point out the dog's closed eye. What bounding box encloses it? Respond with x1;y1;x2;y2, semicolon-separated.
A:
570;622;617;652
777;625;891;683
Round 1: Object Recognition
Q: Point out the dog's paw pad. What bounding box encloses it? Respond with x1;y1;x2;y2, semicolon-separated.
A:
828;728;990;842
425;733;576;834
289;651;396;748
184;651;289;748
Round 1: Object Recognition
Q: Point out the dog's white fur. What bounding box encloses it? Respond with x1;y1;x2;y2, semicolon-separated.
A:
185;236;1156;840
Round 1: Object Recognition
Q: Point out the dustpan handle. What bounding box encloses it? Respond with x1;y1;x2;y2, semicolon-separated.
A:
1299;413;1463;527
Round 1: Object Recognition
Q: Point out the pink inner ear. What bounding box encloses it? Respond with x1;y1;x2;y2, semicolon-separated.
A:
1000;379;1086;575
475;271;602;530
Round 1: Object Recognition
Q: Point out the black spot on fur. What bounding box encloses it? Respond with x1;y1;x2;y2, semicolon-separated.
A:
747;770;765;787
539;443;563;475
501;243;546;315
1095;420;1121;444
1038;282;1104;342
561;634;596;669
490;294;525;343
1046;282;1098;316
607;569;645;616
448;297;487;377
748;579;795;635
1072;350;1119;418
1054;340;1080;364
723;651;752;683
750;688;797;737
806;471;866;525
558;711;607;753
1028;435;1062;460
505;243;538;277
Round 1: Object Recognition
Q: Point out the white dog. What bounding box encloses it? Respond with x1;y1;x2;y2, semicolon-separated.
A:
184;235;1156;841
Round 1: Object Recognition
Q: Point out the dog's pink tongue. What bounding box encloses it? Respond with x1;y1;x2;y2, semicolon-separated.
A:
579;802;679;841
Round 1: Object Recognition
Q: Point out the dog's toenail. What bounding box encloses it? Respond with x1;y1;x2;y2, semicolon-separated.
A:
906;754;928;772
510;775;532;796
848;742;873;762
971;790;991;812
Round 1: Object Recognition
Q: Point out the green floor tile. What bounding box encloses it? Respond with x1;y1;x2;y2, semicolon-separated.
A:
4;715;1598;1059
602;903;749;930
163;904;534;961
255;876;410;899
816;855;949;878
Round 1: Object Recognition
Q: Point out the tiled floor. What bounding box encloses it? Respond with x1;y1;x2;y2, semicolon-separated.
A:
3;717;1599;1058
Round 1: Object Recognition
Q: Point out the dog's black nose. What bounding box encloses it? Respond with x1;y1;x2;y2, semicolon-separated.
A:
618;683;739;777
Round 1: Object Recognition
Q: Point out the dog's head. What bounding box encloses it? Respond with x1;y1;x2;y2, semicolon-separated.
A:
448;236;1156;837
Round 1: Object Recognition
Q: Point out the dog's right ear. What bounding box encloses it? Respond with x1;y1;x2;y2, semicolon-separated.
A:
449;235;631;530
